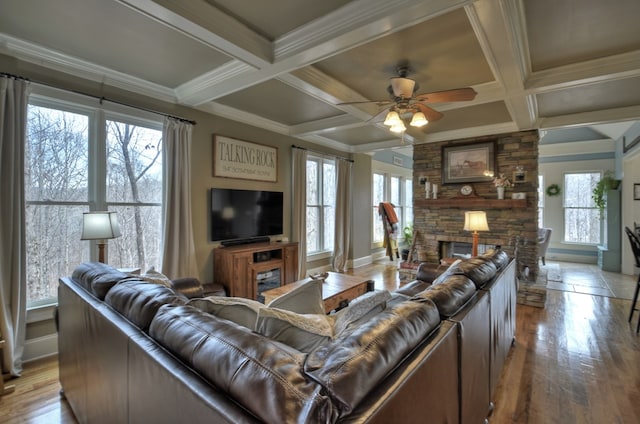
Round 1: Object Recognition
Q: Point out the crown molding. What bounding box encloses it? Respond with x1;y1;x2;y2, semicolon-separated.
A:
0;33;177;103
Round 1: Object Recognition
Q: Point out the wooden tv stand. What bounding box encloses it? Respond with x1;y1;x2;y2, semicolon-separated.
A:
213;241;299;300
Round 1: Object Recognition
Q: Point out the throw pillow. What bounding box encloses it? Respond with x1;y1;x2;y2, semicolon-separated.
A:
266;278;325;315
256;307;333;353
188;296;266;330
333;290;392;336
139;267;172;288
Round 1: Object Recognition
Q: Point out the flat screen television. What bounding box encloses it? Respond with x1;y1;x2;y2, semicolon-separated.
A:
210;188;283;242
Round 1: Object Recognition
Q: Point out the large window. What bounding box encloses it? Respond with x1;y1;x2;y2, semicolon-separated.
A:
306;156;336;255
25;92;163;307
564;172;600;244
372;170;412;244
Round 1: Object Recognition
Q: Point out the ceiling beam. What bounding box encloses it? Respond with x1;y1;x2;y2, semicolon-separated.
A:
176;0;476;105
117;0;272;66
466;0;537;130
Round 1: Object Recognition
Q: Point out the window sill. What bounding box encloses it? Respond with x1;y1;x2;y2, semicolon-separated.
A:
26;304;57;324
307;251;332;261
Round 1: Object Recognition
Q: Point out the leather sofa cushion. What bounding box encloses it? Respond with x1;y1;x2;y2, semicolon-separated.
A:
72;261;129;300
413;275;477;317
451;257;497;288
150;304;337;424
415;263;448;283
105;280;187;332
431;259;463;285
304;299;440;416
481;248;509;271
395;280;431;296
169;277;204;298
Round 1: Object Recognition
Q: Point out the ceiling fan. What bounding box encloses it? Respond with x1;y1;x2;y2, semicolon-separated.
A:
339;66;477;133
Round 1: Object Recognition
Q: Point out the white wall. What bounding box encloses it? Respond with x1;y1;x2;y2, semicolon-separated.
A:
539;140;615;264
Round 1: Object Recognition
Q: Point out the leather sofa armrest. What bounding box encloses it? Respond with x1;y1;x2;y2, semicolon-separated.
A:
170;278;204;299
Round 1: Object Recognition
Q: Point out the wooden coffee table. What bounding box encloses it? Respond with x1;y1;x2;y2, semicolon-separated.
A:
261;272;374;313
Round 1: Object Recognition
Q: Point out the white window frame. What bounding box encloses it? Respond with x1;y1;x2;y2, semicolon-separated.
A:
25;86;163;310
371;161;412;247
562;171;601;245
306;155;336;259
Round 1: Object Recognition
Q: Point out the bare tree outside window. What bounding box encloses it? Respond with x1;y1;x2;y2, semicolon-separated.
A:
306;156;336;255
24;99;164;308
106;121;162;271
25;106;90;305
564;172;601;244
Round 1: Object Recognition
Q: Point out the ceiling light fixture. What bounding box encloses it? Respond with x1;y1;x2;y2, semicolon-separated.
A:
383;108;429;132
383;110;401;126
410;111;428;127
390;121;407;133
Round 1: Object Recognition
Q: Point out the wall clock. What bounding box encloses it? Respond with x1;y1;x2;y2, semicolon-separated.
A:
460;185;474;196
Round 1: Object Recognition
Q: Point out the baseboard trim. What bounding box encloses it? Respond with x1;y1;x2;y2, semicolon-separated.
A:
23;334;58;363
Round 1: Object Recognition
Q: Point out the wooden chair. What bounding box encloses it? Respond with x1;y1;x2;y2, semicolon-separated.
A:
624;227;640;332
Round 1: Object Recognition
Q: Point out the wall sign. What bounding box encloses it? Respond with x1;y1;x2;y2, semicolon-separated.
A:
213;135;278;182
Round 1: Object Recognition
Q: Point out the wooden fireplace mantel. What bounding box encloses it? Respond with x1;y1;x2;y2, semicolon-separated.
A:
415;198;527;209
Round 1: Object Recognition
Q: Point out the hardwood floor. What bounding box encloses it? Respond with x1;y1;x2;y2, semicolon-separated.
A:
2;259;639;423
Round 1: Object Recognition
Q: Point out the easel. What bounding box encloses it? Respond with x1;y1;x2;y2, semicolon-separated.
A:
406;229;419;263
0;337;16;398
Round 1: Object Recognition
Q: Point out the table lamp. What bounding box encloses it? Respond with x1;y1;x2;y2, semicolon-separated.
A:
463;211;489;257
81;211;121;263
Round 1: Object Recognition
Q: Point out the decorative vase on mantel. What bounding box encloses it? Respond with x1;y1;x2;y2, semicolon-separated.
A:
497;186;505;200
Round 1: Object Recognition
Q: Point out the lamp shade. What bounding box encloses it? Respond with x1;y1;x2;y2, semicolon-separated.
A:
410;111;428;127
81;211;121;240
463;211;489;232
383;111;402;126
390;121;407;133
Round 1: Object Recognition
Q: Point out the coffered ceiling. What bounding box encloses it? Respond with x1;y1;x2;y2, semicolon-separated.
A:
2;0;640;154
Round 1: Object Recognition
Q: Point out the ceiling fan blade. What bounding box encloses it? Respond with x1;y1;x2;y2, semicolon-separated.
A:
415;87;477;103
415;103;444;122
337;99;392;106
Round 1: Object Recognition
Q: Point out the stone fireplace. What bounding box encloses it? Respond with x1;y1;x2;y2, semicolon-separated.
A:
412;130;540;279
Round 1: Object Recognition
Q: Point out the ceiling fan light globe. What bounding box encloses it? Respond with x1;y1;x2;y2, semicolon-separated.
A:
383;111;401;126
390;122;406;133
410;112;428;127
390;77;416;98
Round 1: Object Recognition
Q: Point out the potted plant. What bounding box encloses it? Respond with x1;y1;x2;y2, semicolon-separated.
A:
592;170;621;217
401;224;413;261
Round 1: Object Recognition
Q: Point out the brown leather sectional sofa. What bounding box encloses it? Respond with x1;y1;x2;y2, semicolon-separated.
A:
57;248;516;423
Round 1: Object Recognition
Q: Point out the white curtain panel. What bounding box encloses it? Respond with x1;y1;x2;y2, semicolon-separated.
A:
0;76;29;376
332;159;352;272
292;148;307;279
161;118;198;279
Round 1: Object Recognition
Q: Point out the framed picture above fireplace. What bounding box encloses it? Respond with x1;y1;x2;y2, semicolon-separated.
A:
442;141;496;184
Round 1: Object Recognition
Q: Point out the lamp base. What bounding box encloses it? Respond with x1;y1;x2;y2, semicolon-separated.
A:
472;232;479;257
97;242;106;263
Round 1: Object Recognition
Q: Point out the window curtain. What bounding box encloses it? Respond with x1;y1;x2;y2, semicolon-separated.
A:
160;117;198;279
332;159;352;271
0;76;29;376
292;148;307;279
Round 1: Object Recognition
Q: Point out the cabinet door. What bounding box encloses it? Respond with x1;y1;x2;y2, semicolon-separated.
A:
283;244;299;284
232;254;253;298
